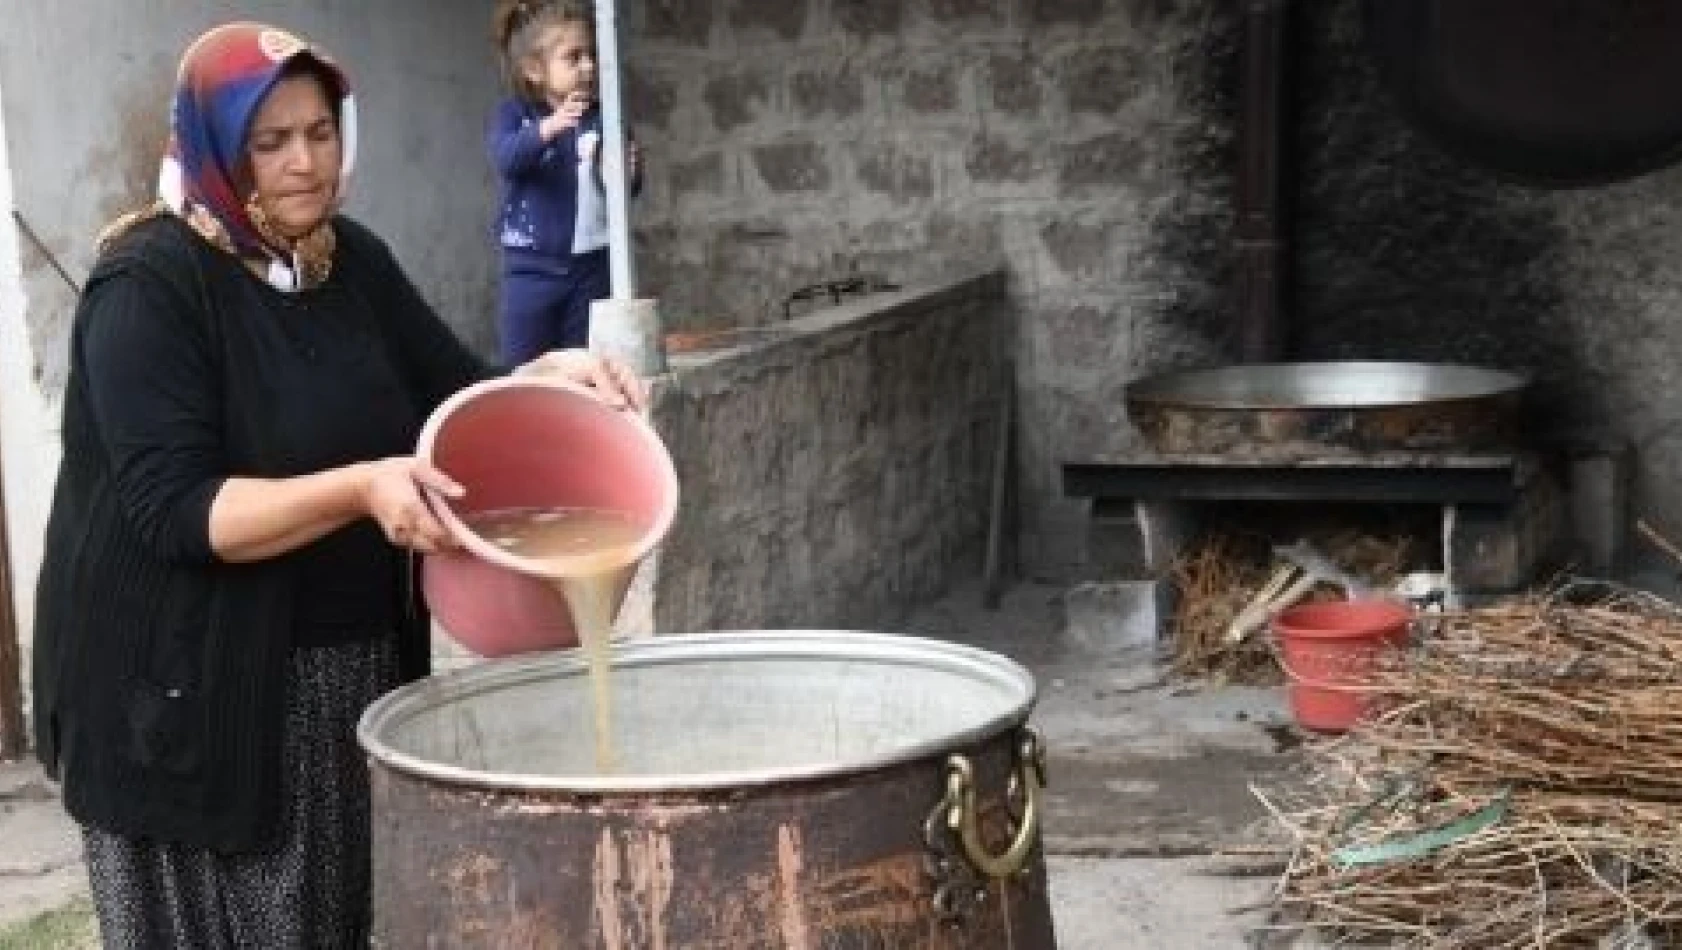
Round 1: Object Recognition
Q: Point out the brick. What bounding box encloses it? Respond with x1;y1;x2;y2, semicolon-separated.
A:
729;0;809;41
1058;131;1149;190
904;67;959;114
791;69;865;119
624;67;677;130
965;132;1039;184
753;142;833;193
985;53;1043;115
640;0;715;45
1026;0;1106;26
833;0;904;36
703;72;771;133
670;152;727;199
1064;47;1141;115
856;146;935;201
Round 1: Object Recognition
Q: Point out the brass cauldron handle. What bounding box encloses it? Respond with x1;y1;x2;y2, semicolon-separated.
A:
940;727;1046;879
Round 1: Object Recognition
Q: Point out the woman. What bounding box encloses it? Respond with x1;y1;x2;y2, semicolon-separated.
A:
29;22;643;948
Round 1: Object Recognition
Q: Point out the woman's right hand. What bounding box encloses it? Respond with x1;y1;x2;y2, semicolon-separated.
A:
361;457;464;554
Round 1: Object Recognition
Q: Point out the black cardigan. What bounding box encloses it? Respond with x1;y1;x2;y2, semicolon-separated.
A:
31;215;488;852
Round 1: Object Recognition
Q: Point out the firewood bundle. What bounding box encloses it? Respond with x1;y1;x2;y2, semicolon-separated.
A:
1256;586;1682;948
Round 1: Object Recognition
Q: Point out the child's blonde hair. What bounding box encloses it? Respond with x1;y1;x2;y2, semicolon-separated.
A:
492;0;593;101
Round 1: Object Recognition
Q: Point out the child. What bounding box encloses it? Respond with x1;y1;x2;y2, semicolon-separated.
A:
490;0;642;364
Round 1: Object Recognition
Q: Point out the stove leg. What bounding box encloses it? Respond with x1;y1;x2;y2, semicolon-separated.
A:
1135;500;1201;575
1443;469;1568;596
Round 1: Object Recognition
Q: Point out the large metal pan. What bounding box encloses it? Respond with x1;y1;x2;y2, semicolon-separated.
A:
1125;361;1530;455
1364;0;1682;187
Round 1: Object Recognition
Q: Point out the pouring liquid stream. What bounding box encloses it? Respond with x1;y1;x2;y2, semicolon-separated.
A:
467;506;643;774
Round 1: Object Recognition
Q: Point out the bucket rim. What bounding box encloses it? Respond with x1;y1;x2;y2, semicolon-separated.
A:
357;630;1039;794
1272;599;1415;640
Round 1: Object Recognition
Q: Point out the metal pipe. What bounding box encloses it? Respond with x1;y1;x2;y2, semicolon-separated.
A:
1234;0;1291;362
593;0;635;300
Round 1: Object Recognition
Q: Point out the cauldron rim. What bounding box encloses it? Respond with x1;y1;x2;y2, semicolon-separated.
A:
357;630;1039;794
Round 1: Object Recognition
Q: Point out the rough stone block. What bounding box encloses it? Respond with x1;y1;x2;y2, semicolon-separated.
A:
753;141;833;193
729;0;809;40
640;0;715;44
928;0;1009;25
855;146;935;201
1059;131;1149;191
1064;47;1143;116
703;72;771;133
670;151;726;200
985;53;1044;115
791;69;865;119
965;132;1041;184
904;66;960;114
1062;579;1170;654
1026;0;1106;27
833;0;905;36
624;66;677;129
1040;220;1117;280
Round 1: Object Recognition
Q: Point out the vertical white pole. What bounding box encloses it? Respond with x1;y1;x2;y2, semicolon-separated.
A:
594;0;635;300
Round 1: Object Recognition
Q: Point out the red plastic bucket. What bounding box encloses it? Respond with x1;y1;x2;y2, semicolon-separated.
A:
415;377;678;658
1272;599;1413;733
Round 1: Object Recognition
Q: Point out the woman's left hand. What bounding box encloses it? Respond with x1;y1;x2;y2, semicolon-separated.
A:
515;349;648;413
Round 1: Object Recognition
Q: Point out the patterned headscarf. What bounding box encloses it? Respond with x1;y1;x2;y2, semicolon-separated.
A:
107;23;359;291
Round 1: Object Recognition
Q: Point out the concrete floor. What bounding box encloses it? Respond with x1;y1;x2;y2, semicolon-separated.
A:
0;579;1307;947
901;580;1299;949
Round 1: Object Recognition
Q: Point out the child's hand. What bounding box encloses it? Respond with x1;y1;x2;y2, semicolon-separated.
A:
539;94;591;141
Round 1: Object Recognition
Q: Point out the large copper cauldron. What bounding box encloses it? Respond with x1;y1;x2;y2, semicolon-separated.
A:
358;631;1056;948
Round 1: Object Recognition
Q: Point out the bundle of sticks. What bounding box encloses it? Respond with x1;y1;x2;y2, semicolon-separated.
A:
1169;531;1416;685
1257;585;1682;947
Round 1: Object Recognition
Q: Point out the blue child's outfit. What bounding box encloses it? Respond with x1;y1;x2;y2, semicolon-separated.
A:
488;97;637;364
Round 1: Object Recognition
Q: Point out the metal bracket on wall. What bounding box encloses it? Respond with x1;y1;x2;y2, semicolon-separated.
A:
1234;0;1292;361
11;208;82;294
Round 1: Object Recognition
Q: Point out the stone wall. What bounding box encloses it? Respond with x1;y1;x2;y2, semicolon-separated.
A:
649;269;1008;632
1293;0;1682;542
620;0;1244;573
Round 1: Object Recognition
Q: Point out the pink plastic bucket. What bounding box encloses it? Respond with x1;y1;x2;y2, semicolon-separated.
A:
415;377;678;657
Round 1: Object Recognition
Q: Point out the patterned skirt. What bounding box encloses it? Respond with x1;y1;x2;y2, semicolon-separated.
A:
83;637;400;950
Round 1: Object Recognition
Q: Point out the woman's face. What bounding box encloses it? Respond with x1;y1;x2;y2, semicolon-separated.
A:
247;74;341;239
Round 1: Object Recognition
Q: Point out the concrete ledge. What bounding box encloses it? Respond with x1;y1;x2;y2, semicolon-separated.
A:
641;268;1011;633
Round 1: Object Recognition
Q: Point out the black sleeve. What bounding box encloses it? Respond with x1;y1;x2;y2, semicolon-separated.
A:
78;265;224;565
344;223;496;410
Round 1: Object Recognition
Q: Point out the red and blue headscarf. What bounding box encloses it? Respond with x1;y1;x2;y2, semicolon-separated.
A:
155;23;359;290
